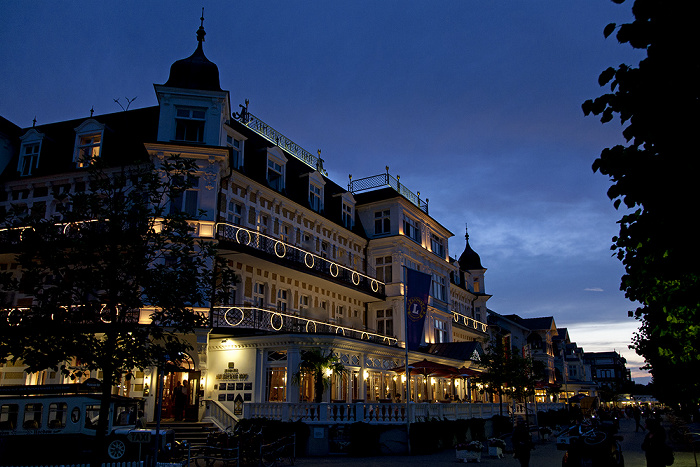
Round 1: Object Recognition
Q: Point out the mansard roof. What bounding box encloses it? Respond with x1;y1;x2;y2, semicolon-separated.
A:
0;107;159;182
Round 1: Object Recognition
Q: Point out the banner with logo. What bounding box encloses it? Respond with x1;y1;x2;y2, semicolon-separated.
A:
405;268;431;350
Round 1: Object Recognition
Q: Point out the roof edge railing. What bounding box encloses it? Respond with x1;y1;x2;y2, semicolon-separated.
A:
348;170;428;214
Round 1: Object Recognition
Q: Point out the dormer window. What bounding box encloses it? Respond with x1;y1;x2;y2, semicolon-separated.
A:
76;134;101;168
342;202;353;228
266;148;287;192
18;129;45;176
73;119;105;168
175;107;205;142
226;134;244;170
307;171;325;213
20;143;40;176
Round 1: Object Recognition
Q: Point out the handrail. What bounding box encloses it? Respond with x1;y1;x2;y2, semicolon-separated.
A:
349;172;428;214
211;306;399;347
215;222;384;297
204;398;239;431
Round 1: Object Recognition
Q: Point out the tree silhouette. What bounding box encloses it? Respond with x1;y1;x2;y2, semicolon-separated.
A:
582;0;700;409
292;348;346;403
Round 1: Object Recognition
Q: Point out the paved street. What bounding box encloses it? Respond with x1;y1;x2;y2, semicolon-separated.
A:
293;418;699;467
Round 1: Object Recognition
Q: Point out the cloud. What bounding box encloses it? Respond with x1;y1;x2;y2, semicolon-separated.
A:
584;288;604;292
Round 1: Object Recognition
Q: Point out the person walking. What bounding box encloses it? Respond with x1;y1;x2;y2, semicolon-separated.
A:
512;418;534;467
634;405;645;432
172;381;185;421
642;417;668;467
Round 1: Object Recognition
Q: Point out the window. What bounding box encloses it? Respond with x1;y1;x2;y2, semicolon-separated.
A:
0;404;18;430
170;176;199;217
254;282;265;307
377;309;393;336
336;305;344;319
277;289;288;312
48;402;67;429
299;294;309;309
430;233;445;258
375;210;390;235
76;134;102;168
375;256;392;283
404;216;421;243
267;159;284;190
19;143;40;176
227;201;242;225
432;274;446;302
266;367;287;402
309;183;322;211
342;202;353;228
23;403;43;429
175;107;206;142
85;405;100;429
434;319;448;343
227;135;244;169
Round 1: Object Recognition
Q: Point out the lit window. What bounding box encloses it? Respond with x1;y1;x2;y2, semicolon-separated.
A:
19;143;40;176
254;282;265;307
299;294;310;309
377;309;393;336
374;210;390;235
404;216;421;243
76;134;102;168
175;107;206;142
430;233;445;258
375;256;392;283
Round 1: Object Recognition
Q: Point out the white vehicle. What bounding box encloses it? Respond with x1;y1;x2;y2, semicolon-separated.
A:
0;382;174;464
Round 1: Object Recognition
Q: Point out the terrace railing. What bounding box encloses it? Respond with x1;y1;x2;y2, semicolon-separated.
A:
216;222;384;297
349;172;428;214
211;306;399;347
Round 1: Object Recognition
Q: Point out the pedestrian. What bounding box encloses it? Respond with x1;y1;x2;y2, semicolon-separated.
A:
512;418;533;467
634;405;644;432
642;417;669;467
172;381;184;421
135;410;146;428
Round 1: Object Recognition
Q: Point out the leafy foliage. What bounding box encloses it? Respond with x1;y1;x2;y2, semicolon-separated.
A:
292;347;346;403
0;155;233;458
582;0;700;407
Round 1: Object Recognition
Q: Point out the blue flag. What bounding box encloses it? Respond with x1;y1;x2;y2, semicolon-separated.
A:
405;268;431;350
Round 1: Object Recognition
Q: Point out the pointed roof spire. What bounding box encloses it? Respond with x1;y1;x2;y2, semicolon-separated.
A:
458;223;484;270
163;9;221;91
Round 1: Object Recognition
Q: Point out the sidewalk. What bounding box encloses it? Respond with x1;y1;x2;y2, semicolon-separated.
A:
295;418;700;467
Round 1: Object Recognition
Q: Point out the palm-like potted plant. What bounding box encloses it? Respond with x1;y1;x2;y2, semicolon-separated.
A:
292;348;346;403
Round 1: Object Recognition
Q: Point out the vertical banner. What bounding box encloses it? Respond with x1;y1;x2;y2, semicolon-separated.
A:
405;268;431;350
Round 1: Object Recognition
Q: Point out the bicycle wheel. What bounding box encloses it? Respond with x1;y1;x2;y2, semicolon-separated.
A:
583;431;606;445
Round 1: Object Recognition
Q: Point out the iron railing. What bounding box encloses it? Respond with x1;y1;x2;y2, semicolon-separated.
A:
349;172;428;214
211;306;398;347
216;223;384;297
233;105;326;175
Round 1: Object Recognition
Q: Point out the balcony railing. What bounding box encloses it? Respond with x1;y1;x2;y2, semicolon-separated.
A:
233;105;327;176
349;172;428;214
452;312;488;333
216;223;385;297
211;306;398;347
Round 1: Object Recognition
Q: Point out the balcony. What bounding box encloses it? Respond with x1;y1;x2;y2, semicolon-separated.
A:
216;223;385;298
211;306;398;347
349;171;428;214
452;312;488;334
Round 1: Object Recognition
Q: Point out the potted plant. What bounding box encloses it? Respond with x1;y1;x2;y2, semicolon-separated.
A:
456;440;483;462
488;438;506;458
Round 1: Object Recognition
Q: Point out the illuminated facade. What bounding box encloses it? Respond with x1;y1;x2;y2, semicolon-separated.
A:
0;23;492;422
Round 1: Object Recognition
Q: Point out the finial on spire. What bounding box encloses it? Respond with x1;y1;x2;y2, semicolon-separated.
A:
465;223;470;241
197;7;206;44
32;117;37;127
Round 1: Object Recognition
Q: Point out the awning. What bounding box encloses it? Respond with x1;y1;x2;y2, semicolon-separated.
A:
390;359;460;376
